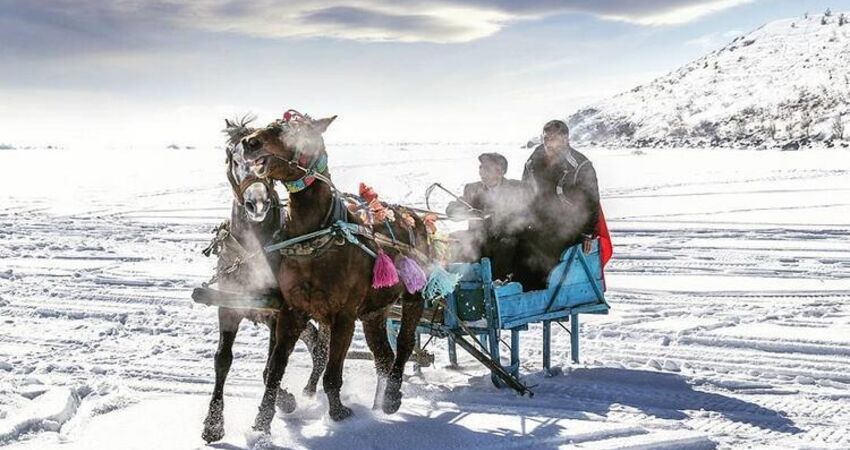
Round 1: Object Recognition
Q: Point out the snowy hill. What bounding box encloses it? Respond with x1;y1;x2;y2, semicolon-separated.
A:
568;11;850;149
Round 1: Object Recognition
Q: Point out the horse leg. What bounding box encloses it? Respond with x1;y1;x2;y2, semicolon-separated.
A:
202;308;242;443
324;313;357;421
252;308;308;434
263;316;298;414
262;315;276;384
361;308;394;410
299;321;328;397
384;293;424;414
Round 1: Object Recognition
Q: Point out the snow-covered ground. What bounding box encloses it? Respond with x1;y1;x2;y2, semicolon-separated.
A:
1;144;849;449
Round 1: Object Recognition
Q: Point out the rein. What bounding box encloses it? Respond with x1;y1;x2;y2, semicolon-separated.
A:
263;219;428;263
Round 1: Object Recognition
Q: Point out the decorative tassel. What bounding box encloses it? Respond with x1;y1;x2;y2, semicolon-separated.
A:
423;265;460;301
396;256;427;294
423;213;438;235
369;199;388;223
372;250;399;289
359;183;379;203
400;212;416;230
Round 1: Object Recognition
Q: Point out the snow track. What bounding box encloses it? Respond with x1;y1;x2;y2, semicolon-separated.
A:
1;146;849;449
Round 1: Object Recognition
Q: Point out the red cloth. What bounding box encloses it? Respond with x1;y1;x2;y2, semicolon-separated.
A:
595;205;612;267
595;205;613;291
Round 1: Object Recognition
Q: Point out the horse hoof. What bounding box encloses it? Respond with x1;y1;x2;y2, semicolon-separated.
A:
329;404;353;421
276;389;297;414
251;421;271;434
202;419;225;443
202;400;224;443
202;423;224;443
382;396;402;415
382;377;403;414
302;386;317;398
382;384;403;415
252;408;275;434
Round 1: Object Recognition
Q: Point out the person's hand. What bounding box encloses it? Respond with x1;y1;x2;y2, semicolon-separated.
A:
582;237;593;255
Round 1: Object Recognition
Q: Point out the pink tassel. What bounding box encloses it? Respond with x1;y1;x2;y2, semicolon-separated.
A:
372;250;399;289
396;256;427;294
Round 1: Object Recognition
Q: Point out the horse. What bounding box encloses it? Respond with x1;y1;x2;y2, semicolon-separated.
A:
240;112;430;430
201;117;329;443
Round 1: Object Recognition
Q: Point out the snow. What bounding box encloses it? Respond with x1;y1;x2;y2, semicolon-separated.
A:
569;12;850;148
0;388;80;443
1;143;849;449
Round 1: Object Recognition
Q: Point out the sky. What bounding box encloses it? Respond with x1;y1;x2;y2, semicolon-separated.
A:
0;0;844;149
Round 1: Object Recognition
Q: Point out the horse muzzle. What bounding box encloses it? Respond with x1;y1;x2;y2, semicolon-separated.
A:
248;156;271;179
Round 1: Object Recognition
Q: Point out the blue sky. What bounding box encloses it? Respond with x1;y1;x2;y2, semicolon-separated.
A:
0;0;843;148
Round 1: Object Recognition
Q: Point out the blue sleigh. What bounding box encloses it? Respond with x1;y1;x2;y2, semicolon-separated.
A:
388;240;610;392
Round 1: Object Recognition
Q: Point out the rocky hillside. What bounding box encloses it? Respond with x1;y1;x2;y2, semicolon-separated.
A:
568;11;850;149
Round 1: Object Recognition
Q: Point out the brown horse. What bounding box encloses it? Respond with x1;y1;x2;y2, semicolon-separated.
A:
241;114;429;430
201;118;329;443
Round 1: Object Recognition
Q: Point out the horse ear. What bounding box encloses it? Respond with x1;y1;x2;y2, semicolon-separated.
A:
313;115;337;133
224;119;235;128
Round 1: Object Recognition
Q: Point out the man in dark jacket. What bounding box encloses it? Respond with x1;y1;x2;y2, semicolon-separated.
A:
517;120;600;289
446;152;528;280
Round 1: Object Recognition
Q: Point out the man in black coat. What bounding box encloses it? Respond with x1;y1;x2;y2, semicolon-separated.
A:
446;152;528;280
518;120;600;289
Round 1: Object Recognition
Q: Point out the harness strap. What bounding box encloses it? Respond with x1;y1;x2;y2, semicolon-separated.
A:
383;220;397;243
335;221;377;258
263;227;335;253
262;219;428;263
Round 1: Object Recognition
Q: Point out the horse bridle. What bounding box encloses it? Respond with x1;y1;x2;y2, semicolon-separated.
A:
226;150;280;207
248;110;334;194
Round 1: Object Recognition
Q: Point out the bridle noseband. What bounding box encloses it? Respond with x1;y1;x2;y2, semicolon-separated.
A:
226;150;280;207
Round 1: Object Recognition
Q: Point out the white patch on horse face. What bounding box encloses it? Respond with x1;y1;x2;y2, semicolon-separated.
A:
243;182;271;223
230;143;254;181
230;142;271;222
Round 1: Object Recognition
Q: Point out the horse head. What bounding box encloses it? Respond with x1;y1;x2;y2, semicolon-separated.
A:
224;116;276;222
241;111;336;193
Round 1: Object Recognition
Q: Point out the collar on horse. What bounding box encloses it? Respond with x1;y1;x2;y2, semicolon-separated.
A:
282;152;328;193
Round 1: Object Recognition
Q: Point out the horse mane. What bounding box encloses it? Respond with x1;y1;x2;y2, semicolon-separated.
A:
223;113;258;147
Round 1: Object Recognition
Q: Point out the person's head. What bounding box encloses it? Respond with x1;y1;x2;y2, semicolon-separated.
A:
542;119;569;154
478;152;508;188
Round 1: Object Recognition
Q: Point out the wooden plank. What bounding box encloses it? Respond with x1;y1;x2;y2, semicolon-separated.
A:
494;242;607;328
502;309;570;330
500;302;609;330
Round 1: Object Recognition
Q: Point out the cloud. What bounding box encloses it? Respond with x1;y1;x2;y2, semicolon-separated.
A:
0;0;758;54
297;6;498;43
449;0;758;25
